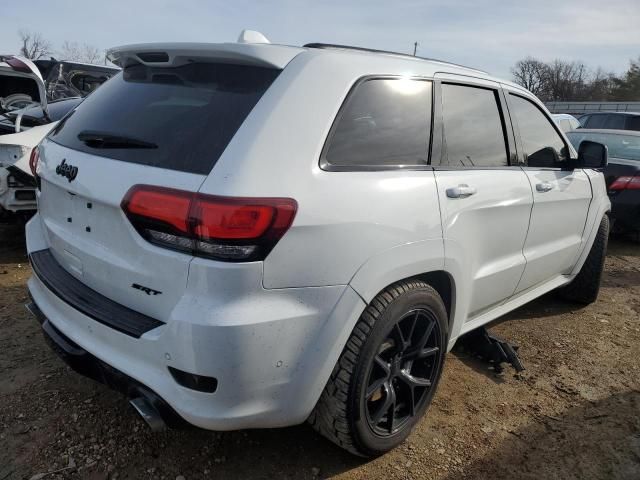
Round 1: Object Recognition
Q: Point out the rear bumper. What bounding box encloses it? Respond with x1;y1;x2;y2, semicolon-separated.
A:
30;249;163;337
25;213;366;431
27;299;184;427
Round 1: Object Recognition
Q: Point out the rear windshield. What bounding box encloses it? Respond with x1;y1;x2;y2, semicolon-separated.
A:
49;62;280;174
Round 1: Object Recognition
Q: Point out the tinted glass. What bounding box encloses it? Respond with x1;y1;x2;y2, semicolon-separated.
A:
441;84;508;167
509;94;568;167
566;132;640;161
18;97;82;123
604;114;626;129
627;116;640;131
70;71;112;94
586;114;607;129
324;78;432;167
49;62;280;175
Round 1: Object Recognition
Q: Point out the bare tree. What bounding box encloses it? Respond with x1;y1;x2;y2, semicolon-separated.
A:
542;59;588;101
512;55;640;102
59;41;103;64
511;57;546;96
582;68;615;101
19;30;53;60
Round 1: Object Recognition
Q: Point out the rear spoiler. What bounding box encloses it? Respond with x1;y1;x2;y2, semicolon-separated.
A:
106;42;303;70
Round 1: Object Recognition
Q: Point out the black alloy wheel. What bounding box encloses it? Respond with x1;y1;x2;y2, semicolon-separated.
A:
364;308;442;436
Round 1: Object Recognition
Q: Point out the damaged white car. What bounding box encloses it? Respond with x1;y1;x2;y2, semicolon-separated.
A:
0;55;117;221
0;123;56;221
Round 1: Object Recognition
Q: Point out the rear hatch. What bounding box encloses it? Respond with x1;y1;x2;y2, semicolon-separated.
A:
35;46;290;322
0;55;47;112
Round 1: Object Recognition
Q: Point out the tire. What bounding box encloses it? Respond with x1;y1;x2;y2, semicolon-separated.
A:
309;280;448;457
559;215;609;304
1;93;33;112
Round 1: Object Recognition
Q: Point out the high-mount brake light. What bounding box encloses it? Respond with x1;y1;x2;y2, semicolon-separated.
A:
609;175;640;191
121;185;297;262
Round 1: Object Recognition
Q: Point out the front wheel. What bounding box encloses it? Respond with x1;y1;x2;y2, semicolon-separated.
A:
559;215;609;304
309;280;448;457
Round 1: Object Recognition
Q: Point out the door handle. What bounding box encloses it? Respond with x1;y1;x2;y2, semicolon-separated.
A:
446;184;477;198
536;182;554;193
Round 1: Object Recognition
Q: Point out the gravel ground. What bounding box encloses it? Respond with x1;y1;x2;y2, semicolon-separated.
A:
1;223;639;480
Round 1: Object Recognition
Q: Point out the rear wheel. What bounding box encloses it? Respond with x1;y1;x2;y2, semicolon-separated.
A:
309;280;448;457
559;215;609;304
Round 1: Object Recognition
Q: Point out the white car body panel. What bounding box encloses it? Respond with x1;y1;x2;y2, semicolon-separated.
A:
25;40;611;431
515;168;592;292
0;123;56;213
552;113;581;133
36;139;205;321
435;169;533;319
1;122;56;169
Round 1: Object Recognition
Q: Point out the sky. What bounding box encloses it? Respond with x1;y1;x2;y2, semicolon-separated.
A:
1;0;639;78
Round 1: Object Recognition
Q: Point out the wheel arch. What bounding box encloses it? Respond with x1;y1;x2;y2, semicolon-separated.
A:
348;239;455;329
349;238;456;322
296;241;459;424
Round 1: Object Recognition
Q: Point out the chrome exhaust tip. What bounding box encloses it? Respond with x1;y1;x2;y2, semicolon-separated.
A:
129;397;166;432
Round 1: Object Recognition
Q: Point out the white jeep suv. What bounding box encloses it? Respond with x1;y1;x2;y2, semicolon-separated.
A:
25;37;610;457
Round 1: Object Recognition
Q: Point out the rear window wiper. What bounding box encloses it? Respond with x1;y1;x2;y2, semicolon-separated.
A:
77;131;158;149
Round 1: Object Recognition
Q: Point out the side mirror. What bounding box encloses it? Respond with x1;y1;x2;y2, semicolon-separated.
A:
577;140;608;169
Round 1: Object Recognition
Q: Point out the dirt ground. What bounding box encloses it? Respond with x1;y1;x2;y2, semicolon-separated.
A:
1;223;639;480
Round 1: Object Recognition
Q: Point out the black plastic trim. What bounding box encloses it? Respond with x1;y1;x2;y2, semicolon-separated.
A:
28;304;186;428
29;249;164;338
168;366;218;393
7;165;37;187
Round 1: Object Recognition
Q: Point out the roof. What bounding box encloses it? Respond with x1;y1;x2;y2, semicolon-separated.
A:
303;43;487;75
567;129;640;136
551;113;579;119
582;111;640;116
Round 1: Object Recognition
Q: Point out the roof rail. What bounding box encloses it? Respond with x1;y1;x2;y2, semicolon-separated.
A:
303;43;487;74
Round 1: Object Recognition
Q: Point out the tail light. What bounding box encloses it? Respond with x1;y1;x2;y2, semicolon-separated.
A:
121;185;297;262
609;175;640;192
29;147;40;177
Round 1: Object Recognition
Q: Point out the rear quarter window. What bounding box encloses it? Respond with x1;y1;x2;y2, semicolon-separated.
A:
627;116;640;131
49;62;280;175
322;78;432;169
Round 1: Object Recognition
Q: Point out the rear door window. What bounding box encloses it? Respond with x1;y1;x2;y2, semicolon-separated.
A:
509;94;568;167
440;83;509;167
49;62;280;175
323;78;432;168
604;114;626;129
585;114;607;129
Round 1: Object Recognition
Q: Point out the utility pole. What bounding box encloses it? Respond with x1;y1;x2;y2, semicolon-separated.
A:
413;41;418;56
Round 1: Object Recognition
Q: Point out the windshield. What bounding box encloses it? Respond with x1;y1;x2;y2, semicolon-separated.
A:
566;132;640;161
48;62;280;175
